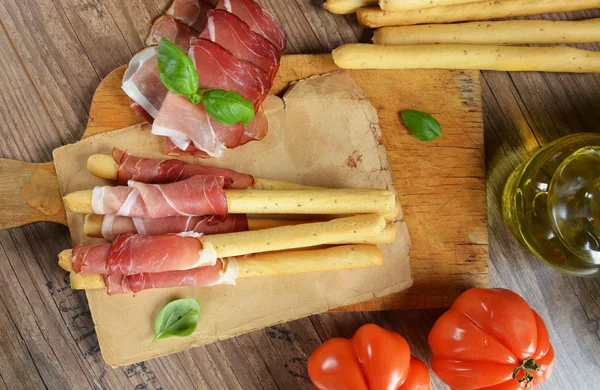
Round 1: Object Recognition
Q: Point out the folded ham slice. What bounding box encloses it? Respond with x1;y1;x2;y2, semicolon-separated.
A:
191;38;270;108
126;258;238;293
91;175;229;218
200;9;280;80
163;103;267;155
217;0;287;52
73;233;217;276
153;92;234;156
113;149;254;188
166;0;214;32
145;14;199;50
122;47;166;119
100;214;248;240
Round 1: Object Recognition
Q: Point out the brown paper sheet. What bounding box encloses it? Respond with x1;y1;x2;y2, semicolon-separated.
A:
52;71;412;366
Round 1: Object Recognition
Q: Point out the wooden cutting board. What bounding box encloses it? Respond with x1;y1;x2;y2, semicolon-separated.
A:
0;54;488;310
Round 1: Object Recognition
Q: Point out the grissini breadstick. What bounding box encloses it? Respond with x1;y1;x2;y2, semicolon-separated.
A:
205;214;386;257
87;154;317;191
333;44;600;73
64;244;385;290
323;0;378;14
63;188;397;216
358;0;600;27
373;19;600;45
82;214;396;244
379;0;482;12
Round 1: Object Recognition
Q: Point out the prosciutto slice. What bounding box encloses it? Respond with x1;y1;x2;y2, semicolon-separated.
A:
191;38;270;109
153;92;235;156
166;0;214;32
200;9;280;80
72;244;110;274
216;0;287;52
145;15;198;51
100;214;249;240
74;233;216;276
112;149;254;188
122;47;166;119
163;105;267;155
91;175;229;219
126;258;238;294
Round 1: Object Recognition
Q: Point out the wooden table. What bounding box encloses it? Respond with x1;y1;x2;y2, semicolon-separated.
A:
0;1;598;388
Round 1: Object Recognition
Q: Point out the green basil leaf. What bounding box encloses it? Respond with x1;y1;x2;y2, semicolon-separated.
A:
157;38;199;96
150;298;200;347
400;110;441;142
201;89;255;125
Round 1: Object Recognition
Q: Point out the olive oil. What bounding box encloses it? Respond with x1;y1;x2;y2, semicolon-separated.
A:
502;133;600;277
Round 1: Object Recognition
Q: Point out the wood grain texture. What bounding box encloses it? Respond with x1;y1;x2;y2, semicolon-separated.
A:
0;0;598;388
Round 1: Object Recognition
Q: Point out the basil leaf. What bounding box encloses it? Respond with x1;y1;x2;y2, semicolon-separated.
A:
201;89;255;125
150;298;200;347
400;110;441;142
157;38;199;96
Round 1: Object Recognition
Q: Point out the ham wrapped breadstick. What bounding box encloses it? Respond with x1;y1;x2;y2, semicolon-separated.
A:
91;150;317;190
61;245;384;294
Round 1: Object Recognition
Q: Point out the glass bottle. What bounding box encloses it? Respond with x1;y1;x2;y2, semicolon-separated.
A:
502;133;600;277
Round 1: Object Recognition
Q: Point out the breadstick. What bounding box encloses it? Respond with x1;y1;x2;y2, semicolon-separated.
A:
205;215;387;257
83;214;396;244
358;0;600;27
65;244;384;290
380;0;482;11
87;154;317;190
333;43;600;73
323;0;378;14
373;19;600;45
63;188;397;216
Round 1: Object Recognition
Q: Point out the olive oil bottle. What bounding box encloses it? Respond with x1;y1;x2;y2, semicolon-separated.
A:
502;133;600;277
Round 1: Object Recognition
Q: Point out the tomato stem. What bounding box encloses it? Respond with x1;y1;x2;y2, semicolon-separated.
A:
512;358;540;388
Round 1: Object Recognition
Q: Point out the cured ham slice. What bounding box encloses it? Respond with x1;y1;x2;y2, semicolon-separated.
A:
112;149;254;188
191;38;270;108
166;0;214;32
91;175;229;218
164;105;267;155
74;233;216;276
200;9;280;80
145;15;198;51
122;47;166;119
126;258;238;294
72;244;110;274
153;92;235;157
100;214;249;240
217;0;287;52
108;233;216;275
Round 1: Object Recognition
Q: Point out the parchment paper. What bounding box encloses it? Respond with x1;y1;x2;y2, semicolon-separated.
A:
53;71;412;367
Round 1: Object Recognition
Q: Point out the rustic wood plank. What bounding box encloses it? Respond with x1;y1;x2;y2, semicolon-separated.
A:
0;0;599;388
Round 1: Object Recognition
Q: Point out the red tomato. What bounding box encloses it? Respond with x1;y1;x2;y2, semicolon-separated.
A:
308;324;431;390
428;288;555;390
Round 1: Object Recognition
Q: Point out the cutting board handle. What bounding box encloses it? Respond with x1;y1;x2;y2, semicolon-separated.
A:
0;158;67;229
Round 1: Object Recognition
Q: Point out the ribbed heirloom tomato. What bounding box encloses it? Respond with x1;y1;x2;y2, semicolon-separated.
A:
428;288;555;390
308;324;431;390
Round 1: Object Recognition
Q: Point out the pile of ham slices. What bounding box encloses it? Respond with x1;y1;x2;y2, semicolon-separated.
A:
122;0;286;157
